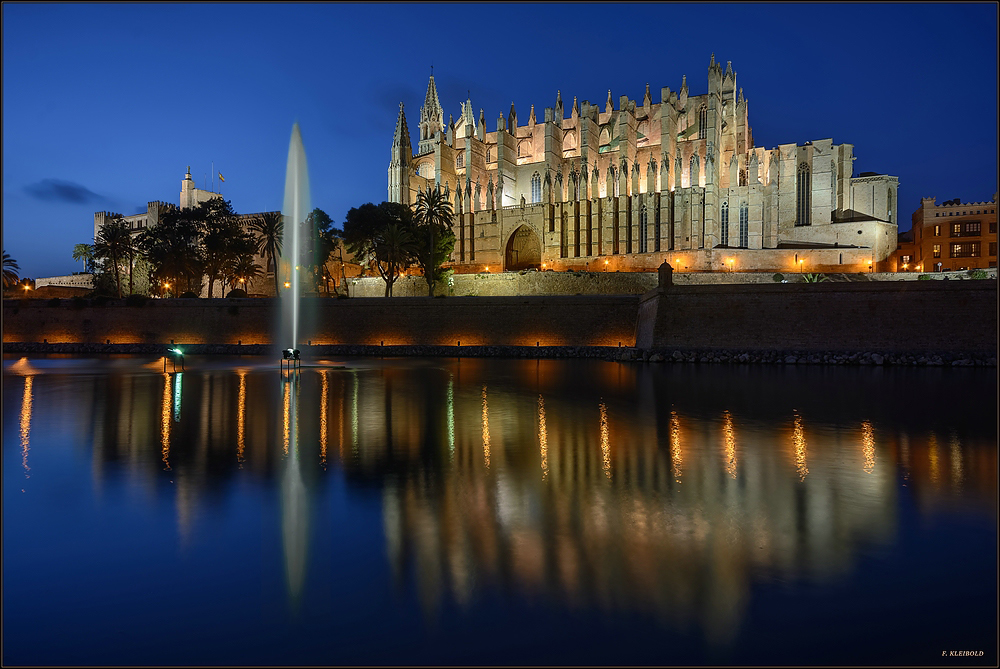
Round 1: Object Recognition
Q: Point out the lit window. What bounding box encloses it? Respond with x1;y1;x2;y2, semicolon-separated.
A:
698;105;707;140
456;153;464;168
720;201;729;246
739;202;749;248
530;172;541;204
934;225;940;236
796;163;811;226
933;244;941;258
639;205;648;253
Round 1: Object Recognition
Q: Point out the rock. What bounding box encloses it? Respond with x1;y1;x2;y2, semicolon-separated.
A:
672;350;684;361
649;353;664;362
872;354;884;365
784;355;797;364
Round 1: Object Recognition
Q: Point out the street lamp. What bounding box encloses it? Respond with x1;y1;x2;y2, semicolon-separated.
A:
604;259;609;272
727;258;735;272
798;259;805;273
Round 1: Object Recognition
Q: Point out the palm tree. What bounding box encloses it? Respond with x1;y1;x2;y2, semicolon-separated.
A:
414;186;455;296
249;212;284;297
3;250;20;289
227;255;262;293
72;244;94;274
94;217;131;297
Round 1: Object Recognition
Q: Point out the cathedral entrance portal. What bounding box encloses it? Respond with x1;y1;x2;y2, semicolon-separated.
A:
504;225;542;271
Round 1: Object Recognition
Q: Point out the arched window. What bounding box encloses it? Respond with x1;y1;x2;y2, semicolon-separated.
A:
599;126;611;145
531;172;541;204
796;162;811;226
456;153;464;168
486;146;493;163
563;130;577;150
698;104;708;140
739;202;749;248
887;187;895;223
419;163;434;180
720;201;730;246
654;205;661;252
639;205;648;253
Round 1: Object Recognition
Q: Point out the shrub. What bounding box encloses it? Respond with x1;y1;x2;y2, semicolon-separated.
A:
968;269;987;280
336;292;349;299
179;291;198;298
917;274;932;281
124;294;148;307
226;288;248;298
92;295;110;307
803;273;828;283
772;273;784;282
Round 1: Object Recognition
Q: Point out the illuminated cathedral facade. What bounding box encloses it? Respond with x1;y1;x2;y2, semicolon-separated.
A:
388;56;900;273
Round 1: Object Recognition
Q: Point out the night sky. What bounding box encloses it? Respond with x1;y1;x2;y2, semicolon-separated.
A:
3;3;997;279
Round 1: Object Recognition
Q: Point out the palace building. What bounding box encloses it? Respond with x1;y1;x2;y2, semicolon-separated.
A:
388;56;900;274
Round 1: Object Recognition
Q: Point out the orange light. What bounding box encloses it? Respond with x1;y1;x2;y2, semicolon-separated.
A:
604;259;609;265
284;281;291;288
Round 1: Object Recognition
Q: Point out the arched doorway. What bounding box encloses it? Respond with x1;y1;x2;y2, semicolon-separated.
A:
504;225;541;270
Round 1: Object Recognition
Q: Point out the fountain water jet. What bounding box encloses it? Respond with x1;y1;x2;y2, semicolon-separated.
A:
280;123;311;353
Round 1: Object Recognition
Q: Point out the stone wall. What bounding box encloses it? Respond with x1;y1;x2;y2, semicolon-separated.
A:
636;280;997;353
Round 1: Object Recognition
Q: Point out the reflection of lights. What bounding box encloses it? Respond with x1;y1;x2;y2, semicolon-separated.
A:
481;385;491;469
928;432;940;485
237;371;246;466
538;395;548;479
320;371;328;467
600;401;611;478
283;380;291;456
670;410;682;482
950;433;964;489
351;371;359;455
792;412;808;481
172;372;183;422
447;378;455;461
723;410;737;479
861;420;875;474
20;376;33;479
899;432;910;482
160;373;171;470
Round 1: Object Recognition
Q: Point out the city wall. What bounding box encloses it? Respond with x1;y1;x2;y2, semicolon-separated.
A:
3;281;996;355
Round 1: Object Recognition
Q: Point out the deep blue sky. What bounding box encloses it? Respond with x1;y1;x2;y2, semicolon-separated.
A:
3;3;997;278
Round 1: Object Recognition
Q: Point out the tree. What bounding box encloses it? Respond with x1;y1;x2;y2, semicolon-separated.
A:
303;208;339;295
249;211;284;297
413;186;456;296
72;244;95;274
93;216;131;297
227;253;262;293
137;206;204;296
3;250;20;289
197;198;239;298
344;202;417;297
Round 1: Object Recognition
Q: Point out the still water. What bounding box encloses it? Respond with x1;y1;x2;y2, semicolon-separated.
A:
3;355;996;666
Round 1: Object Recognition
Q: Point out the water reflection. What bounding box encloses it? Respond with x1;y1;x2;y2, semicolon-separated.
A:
3;357;995;647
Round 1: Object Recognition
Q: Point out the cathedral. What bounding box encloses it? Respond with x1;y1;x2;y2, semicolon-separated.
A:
388;56;899;274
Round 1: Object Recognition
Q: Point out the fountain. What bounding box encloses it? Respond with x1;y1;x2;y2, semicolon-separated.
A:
279;122;311;355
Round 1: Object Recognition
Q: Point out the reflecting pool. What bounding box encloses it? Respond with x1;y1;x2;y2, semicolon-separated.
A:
3;355;996;665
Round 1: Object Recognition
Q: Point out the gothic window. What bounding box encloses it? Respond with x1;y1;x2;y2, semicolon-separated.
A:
531;172;541;204
599;126;611;145
419;163;434;180
456;153;464;168
486;146;493;163
720;201;730;246
739;169;747;187
739;202;749;248
654;205;661;252
887;187;895;223
564;130;577;150
698;104;707;140
639;205;648;253
796;162;811;226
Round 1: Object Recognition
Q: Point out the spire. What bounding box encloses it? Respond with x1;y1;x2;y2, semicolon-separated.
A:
528;104;536;125
643;83;651;107
418;72;444;152
738;87;744;105
555;90;563;119
606;89;613;113
681;74;688;93
724;60;733;79
571;96;579;119
508;101;517;131
710;53;715;67
392;102;411;155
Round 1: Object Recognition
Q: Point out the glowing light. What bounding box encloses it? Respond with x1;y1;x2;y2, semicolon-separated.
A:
160;373;171;470
447;377;455;461
670;410;682;482
928;432;940;484
600;401;611;478
20;376;33;479
792;411;808;481
319;370;328;467
538;394;548;479
351;371;359;455
949;433;964;489
285;281;291;288
283;379;291;456
237;371;246;466
723;410;737;479
172;372;183;422
861;420;875;474
481;385;491;469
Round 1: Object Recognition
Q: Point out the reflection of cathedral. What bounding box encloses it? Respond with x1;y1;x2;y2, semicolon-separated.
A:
8;359;994;634
389;57;899;274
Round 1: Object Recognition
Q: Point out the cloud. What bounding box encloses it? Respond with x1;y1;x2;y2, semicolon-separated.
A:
24;179;112;205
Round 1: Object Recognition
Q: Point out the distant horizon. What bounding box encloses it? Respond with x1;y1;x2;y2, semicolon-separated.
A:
3;3;997;278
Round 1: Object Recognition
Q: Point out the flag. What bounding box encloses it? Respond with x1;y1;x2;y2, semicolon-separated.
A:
218;172;225;182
